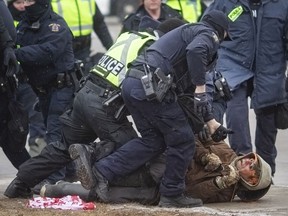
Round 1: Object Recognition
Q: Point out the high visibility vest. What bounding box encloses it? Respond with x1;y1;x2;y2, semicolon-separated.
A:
13;20;19;27
91;32;156;88
166;0;202;23
51;0;95;37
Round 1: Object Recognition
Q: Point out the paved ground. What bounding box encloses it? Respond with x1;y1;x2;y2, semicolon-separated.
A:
0;17;288;215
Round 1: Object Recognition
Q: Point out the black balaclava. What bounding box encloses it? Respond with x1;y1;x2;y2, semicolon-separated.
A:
8;3;25;22
201;10;229;41
25;0;50;23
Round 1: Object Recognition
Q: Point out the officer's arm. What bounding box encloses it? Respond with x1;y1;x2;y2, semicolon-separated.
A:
15;23;72;65
186;33;217;87
0;16;14;50
0;0;16;43
93;3;113;50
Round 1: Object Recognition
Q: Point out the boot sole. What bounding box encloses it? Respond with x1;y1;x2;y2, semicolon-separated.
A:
69;144;96;190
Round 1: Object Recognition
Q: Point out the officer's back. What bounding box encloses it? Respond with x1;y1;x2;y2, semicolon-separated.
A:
131;22;219;83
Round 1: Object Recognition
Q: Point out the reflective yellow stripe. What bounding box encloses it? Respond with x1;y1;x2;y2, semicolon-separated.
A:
51;0;95;36
228;6;244;22
91;32;156;88
166;0;202;23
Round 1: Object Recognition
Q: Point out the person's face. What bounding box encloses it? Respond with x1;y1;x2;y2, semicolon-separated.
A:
13;0;25;11
24;0;36;7
236;153;259;185
143;0;161;11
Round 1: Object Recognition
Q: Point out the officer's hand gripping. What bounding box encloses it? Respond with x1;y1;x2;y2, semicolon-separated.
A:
198;124;211;142
215;165;240;189
194;92;213;122
211;125;233;142
3;47;19;77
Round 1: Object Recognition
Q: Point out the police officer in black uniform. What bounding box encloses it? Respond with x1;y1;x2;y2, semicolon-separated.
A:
0;0;30;169
82;10;232;208
11;0;75;186
14;0;75;144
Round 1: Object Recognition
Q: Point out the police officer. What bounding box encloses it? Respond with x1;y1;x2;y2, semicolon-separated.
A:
8;0;47;157
14;0;75;144
71;10;232;208
0;0;30;169
10;0;75;187
205;0;288;176
165;0;207;23
3;17;186;198
51;0;113;73
121;0;185;34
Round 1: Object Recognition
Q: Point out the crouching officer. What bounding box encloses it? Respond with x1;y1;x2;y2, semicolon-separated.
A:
86;10;233;208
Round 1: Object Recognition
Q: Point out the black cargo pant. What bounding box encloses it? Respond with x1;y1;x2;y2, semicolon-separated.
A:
16;80;138;187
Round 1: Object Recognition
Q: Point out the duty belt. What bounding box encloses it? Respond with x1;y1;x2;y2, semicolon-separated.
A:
85;80;114;98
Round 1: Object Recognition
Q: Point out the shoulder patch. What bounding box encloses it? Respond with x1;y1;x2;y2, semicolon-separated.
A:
211;32;219;43
48;23;61;32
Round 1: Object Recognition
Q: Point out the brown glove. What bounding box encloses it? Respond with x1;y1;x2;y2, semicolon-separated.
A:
215;165;240;189
201;153;222;171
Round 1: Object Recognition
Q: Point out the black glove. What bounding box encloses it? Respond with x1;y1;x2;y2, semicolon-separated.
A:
211;125;233;142
194;92;213;122
3;47;19;77
198;124;210;142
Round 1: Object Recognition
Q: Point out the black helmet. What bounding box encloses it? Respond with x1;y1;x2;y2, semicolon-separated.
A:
237;183;272;202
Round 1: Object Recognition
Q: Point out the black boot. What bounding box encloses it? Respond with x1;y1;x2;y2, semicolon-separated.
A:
40;180;97;202
158;194;203;208
92;168;109;203
4;177;33;198
68;144;97;190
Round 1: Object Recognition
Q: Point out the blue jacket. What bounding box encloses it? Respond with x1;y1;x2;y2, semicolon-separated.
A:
205;0;288;109
15;7;74;86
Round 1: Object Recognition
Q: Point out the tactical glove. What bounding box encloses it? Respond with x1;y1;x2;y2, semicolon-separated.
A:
3;47;19;77
211;125;233;142
214;165;240;189
194;92;213;122
201;153;222;172
198;124;211;142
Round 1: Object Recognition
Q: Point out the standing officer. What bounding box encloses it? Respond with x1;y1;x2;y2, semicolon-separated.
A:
51;0;113;73
8;0;47;157
74;10;232;208
10;0;76;187
205;0;288;176
0;0;30;169
121;0;185;34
